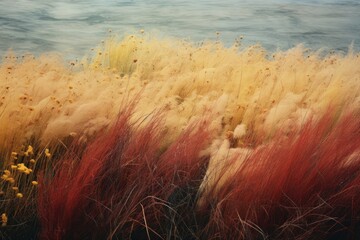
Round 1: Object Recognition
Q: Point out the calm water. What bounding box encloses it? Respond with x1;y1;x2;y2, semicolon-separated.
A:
1;0;359;58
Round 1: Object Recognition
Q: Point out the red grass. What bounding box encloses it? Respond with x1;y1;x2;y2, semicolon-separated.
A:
38;103;360;239
38;108;211;239
38;107;133;240
200;109;360;239
102;119;211;239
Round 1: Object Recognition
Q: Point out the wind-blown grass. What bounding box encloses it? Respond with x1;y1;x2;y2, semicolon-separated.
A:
38;107;211;240
198;108;360;239
0;34;359;239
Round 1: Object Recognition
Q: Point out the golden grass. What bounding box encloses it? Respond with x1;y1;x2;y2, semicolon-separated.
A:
0;34;359;239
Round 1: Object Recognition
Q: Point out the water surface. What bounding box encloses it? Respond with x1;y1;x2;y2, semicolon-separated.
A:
1;0;359;57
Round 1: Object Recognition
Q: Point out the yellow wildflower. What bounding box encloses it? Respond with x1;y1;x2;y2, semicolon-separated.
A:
1;213;7;227
10;165;17;170
24;145;34;156
16;193;23;198
29;159;36;164
31;181;38;186
4;170;10;175
17;163;27;172
6;178;15;183
45;148;51;158
11;152;18;160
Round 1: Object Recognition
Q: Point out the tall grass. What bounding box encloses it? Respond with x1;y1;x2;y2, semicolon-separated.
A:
38;107;211;239
198;108;360;239
0;34;359;239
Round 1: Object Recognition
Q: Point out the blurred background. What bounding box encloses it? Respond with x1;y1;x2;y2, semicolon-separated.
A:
1;0;359;58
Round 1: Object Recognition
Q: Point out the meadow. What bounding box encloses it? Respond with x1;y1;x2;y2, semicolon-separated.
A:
0;34;359;239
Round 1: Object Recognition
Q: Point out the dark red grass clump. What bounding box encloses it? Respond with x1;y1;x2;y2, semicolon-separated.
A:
199;109;360;240
38;106;360;239
38;109;211;240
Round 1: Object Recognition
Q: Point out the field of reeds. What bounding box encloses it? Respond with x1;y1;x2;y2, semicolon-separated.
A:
1;35;359;239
